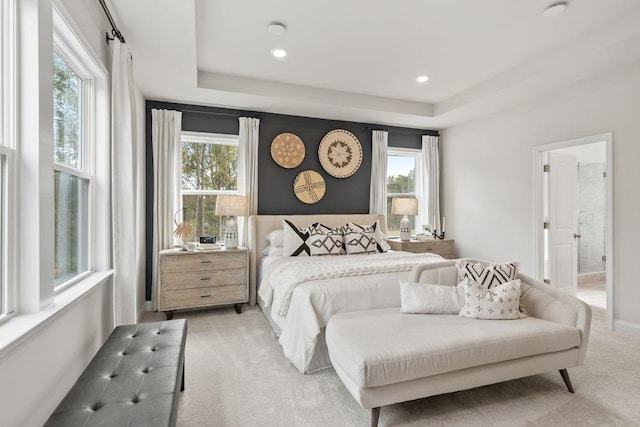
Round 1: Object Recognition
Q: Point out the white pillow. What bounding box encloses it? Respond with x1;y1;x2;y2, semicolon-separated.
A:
400;281;463;314
262;245;283;257
345;220;390;252
265;229;284;247
459;278;525;320
308;224;344;256
282;220;312;257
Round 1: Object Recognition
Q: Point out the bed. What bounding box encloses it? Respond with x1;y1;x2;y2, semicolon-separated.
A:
248;214;447;373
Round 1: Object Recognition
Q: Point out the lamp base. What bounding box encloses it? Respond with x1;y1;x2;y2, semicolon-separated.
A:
399;215;411;241
224;218;239;249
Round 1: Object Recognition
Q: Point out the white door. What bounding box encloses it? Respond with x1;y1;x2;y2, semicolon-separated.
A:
548;152;579;295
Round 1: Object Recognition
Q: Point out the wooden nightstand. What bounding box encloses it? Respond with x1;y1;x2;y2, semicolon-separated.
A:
388;238;455;259
158;248;249;319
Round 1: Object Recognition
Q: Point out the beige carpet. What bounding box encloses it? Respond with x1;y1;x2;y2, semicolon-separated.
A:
143;300;640;426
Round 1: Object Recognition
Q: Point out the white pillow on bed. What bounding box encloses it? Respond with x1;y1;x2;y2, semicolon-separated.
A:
346;221;390;252
282;220;312;256
308;225;344;256
265;229;284;247
400;281;463;314
262;245;284;257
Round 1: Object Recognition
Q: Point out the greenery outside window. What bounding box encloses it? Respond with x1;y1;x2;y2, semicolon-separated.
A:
386;148;420;236
181;131;239;242
53;49;90;288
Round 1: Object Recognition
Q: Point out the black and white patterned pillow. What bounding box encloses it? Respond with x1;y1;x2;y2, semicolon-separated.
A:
282;220;313;257
345;221;389;253
308;224;344;256
456;260;519;288
344;230;378;254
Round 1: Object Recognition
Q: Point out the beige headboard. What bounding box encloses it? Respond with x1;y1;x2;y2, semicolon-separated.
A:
247;213;386;306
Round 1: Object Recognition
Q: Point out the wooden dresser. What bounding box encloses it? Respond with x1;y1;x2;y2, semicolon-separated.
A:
388;238;455;259
158;248;249;319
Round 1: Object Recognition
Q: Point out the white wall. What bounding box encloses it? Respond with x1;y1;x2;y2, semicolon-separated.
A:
0;1;117;426
0;281;114;426
441;73;640;336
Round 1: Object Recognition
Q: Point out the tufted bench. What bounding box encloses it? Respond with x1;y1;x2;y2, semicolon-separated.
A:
45;319;187;427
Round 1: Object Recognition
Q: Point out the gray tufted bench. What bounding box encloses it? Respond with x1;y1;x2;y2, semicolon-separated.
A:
45;319;187;427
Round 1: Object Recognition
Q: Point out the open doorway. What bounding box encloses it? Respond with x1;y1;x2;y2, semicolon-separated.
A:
533;133;613;329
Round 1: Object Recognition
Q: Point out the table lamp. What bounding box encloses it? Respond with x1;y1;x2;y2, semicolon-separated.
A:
215;195;248;249
391;197;418;241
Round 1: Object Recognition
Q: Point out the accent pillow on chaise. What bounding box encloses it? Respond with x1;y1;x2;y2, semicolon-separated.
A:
459;278;524;320
400;281;463;314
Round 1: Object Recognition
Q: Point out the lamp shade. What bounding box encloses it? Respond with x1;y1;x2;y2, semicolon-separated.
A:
215;195;248;217
391;197;418;216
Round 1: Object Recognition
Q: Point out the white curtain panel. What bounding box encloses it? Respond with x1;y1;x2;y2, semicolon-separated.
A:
422;135;441;233
111;40;142;325
237;117;260;249
151;109;182;310
369;130;388;214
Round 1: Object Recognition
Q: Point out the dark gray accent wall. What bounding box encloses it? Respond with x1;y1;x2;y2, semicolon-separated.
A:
145;100;438;299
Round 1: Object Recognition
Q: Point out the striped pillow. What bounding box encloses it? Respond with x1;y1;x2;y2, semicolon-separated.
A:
455;260;519;288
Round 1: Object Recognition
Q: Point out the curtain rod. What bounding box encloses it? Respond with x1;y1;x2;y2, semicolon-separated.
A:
366;125;439;136
98;0;125;44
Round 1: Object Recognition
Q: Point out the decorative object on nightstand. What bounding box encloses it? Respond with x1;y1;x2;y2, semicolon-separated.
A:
392;197;418;241
158;248;249;319
215;195;248;249
432;216;446;240
173;208;195;243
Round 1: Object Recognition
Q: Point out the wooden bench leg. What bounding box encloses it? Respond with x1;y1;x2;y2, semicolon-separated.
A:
181;361;185;392
371;407;380;427
559;369;574;393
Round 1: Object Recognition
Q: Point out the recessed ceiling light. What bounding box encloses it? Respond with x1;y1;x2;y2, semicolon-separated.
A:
271;48;287;58
268;23;286;35
543;2;568;18
416;75;429;83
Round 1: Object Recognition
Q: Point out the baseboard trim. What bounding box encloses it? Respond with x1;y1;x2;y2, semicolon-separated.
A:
614;319;640;340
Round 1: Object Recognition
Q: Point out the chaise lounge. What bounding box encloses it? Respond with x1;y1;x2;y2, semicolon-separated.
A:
326;261;591;426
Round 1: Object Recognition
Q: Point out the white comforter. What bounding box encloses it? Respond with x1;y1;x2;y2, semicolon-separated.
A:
258;252;445;372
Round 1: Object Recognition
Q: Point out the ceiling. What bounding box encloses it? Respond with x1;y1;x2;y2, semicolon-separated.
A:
110;0;640;129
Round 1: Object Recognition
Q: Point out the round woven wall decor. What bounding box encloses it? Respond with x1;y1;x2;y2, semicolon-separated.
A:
293;170;326;204
271;133;305;168
318;129;362;178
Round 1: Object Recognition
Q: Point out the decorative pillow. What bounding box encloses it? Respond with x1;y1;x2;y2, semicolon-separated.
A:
344;230;379;254
265;229;284;247
308;228;344;256
456;260;519;288
459;278;524;320
262;245;283;257
400;281;463;314
346;221;390;252
282;220;313;257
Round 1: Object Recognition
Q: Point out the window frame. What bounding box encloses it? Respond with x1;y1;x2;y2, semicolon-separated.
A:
0;0;16;323
179;131;239;241
386;147;423;236
50;6;106;294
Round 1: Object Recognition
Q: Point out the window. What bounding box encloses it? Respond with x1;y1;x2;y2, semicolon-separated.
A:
0;0;16;319
386;148;420;236
52;49;91;288
180;132;239;241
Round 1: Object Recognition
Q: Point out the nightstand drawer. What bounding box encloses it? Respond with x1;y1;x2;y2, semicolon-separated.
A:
161;268;247;291
159;285;248;310
388;239;455;259
161;251;247;273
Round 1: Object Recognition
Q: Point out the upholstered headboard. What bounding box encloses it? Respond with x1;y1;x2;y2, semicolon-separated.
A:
247;214;386;306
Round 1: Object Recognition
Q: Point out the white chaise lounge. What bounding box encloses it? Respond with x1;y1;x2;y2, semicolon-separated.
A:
326;261;591;427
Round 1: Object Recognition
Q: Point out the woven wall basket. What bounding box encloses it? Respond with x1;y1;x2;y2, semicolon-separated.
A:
293;170;326;204
271;133;305;168
318;129;362;178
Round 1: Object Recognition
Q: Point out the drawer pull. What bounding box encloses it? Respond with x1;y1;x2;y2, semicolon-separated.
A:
200;260;212;264
200;294;212;298
200;277;212;281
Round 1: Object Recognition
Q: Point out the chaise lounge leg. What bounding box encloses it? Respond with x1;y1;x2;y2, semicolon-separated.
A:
559;369;574;393
181;362;185;392
371;407;380;427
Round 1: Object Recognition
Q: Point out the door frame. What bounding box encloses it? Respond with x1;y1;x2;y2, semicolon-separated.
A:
533;132;613;329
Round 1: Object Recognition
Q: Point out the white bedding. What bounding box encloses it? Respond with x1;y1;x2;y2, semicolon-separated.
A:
258;251;445;373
